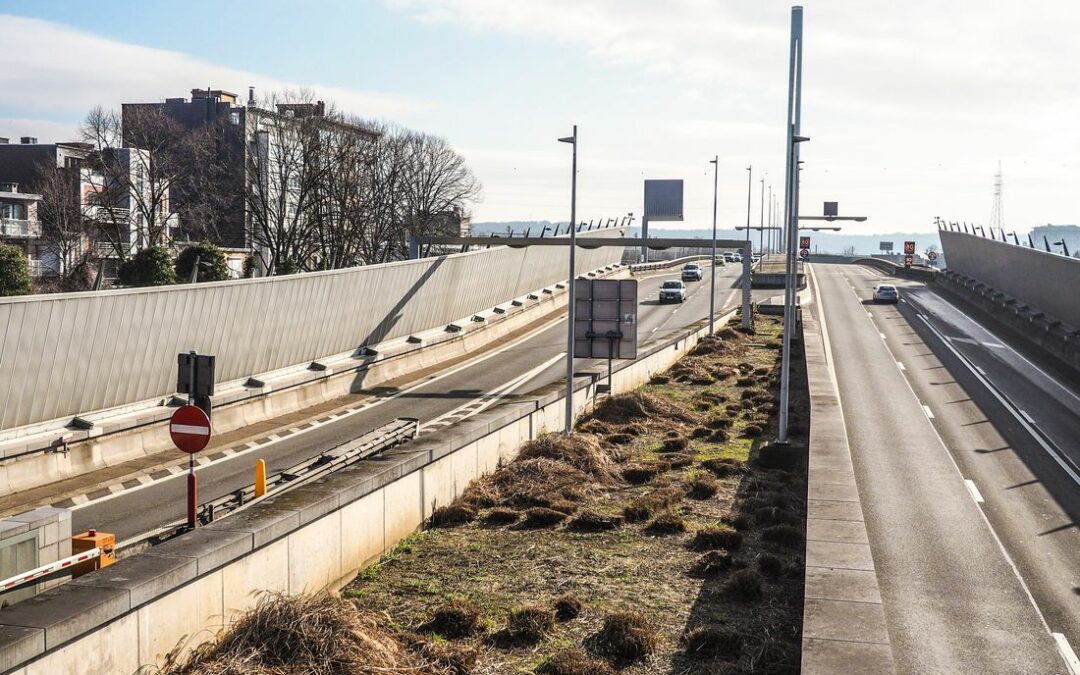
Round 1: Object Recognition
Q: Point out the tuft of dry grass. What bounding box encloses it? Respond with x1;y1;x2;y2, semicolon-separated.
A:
590;611;659;665
402;633;478;675
724;568;764;601
518;433;619;482
516;507;568;529
622;463;662;485
430;503;476;528
702;457;748;478
553;594;583;621
660;436;689;453
163;592;429;675
683;625;744;661
503;605;555;644
761;524;804;548
757;552;785;577
687;550;735;578
687;474;720;499
481;507;520;526
589;391;697;427
690;525;743;552
421;599;483;639
567;509;623;532
646;512;687;535
536;648;616;675
490;458;593;509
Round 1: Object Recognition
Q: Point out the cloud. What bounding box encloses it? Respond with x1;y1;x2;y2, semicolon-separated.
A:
388;0;1080;231
0;14;425;134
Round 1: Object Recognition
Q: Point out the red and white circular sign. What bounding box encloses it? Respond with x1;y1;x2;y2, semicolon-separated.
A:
170;405;211;454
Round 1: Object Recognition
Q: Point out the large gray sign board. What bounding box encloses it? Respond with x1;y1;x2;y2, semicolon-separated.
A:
643;180;684;221
573;279;638;359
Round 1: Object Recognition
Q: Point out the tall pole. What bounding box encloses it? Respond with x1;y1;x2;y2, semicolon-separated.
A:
559;126;578;434
745;165;753;253
766;185;773;254
779;6;804;444
709;156;719;335
759;174;766;256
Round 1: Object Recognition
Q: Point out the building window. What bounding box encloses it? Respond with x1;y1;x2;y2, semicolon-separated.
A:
230;111;241;126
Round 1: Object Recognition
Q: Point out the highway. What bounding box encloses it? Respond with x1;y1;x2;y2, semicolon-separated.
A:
811;262;1079;672
72;262;766;541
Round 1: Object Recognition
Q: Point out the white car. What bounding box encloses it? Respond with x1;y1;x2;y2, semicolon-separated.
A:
659;280;686;303
873;284;899;303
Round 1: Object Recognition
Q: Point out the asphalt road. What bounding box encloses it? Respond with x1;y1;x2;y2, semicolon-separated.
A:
811;263;1071;673
75;262;765;540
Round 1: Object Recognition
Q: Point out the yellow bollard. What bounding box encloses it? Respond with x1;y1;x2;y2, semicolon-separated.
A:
254;459;267;497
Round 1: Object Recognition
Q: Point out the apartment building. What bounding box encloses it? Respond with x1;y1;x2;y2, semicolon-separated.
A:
0;180;44;276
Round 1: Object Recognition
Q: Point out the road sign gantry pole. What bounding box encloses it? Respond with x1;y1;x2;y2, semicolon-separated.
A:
709;155;719;336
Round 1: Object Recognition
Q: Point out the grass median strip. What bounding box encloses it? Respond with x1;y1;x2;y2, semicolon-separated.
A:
166;315;808;675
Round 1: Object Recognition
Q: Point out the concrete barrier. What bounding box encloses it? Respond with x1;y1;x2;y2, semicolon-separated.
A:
851;257;937;282
0;264;625;498
0;307;734;675
940;229;1080;330
0;229;626;435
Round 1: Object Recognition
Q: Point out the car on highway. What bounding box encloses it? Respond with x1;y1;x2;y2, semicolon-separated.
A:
681;263;703;282
872;284;899;303
714;255;725;266
722;252;736;263
659;280;687;303
733;253;743;263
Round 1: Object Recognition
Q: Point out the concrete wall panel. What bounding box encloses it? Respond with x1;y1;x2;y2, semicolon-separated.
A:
23;611;140;675
0;231;624;431
940;230;1080;329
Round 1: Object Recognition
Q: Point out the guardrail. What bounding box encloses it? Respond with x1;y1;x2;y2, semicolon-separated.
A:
629;254;716;274
852;257;937;282
122;417;419;551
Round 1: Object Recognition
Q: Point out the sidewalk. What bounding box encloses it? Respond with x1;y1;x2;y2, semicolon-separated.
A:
800;274;896;673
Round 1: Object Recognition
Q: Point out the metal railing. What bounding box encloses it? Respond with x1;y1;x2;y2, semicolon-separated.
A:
119;417;419;551
0;218;41;238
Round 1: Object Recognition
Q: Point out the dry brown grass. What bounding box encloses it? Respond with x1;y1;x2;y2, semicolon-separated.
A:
589;611;659;665
429;503;476;528
164;593;437;675
536;648;616;675
553;593;583;621
421;599;483;639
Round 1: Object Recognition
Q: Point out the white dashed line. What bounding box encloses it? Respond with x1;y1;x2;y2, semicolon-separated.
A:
922;404;935;419
1019;410;1036;425
897;361;906;371
964;479;985;503
880;332;887;340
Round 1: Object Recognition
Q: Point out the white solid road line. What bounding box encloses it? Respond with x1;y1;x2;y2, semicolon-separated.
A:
922;404;935;419
1052;633;1080;675
964;479;985;503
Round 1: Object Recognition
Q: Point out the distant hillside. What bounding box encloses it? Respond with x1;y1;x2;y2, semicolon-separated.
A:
471;222;942;256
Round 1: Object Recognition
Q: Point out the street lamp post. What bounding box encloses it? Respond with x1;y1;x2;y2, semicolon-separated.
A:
759;174;766;256
558;126;578;434
745;165;753;253
709;155;719;335
778;6;805;445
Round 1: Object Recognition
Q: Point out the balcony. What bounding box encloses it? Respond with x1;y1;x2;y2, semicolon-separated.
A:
0;218;41;239
83;205;131;223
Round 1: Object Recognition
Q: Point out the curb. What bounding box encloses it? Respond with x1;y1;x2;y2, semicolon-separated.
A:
800;265;896;674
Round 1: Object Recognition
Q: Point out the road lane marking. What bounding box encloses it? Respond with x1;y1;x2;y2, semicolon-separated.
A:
913;313;1080;487
922;404;935;419
880;332;887;340
1052;633;1080;675
1019;410;1036;425
964;479;985;503
897;361;906;371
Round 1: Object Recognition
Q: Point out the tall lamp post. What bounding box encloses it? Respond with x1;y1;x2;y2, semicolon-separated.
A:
759;174;766;257
745;165;753;254
709;155;719;335
558;126;578;434
778;5;806;445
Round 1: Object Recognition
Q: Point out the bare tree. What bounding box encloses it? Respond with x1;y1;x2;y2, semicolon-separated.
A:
400;133;481;247
34;161;92;281
81;105;215;258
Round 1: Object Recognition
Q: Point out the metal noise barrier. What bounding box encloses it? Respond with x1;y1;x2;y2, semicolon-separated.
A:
122;417;420;550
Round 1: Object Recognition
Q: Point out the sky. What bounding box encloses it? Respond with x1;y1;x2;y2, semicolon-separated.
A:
1;0;1078;234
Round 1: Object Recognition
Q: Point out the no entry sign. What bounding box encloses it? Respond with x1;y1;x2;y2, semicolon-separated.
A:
170;405;211;454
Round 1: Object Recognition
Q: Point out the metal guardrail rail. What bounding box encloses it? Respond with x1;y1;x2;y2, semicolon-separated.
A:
119;417;420;551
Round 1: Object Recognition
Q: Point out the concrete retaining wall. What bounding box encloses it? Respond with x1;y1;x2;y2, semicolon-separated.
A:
0;229;626;433
0;308;727;675
939;229;1080;330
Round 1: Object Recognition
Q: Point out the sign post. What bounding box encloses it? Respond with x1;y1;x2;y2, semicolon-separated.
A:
926;250;939;266
799;235;811;262
903;241;916;267
574;279;638;394
170;404;211;529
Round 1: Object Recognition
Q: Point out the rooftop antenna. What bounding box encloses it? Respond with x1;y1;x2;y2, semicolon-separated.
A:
989;160;1004;233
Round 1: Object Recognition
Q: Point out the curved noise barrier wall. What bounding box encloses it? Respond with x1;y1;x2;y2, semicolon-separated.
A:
0;231;625;431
